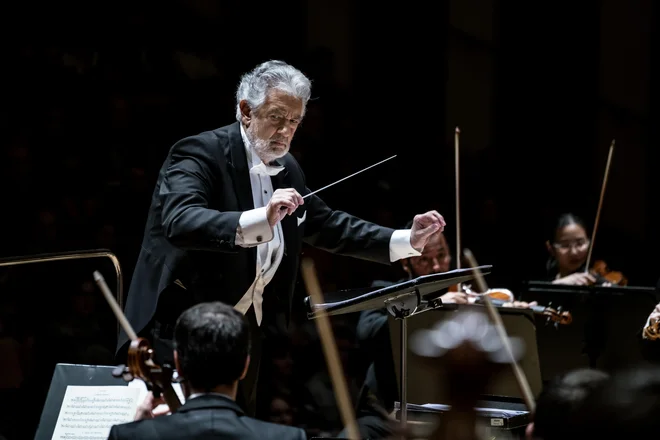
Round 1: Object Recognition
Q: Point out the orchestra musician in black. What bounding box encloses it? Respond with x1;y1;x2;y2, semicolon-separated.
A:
108;301;307;440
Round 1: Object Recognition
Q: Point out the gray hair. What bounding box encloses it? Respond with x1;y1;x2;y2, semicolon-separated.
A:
235;60;312;122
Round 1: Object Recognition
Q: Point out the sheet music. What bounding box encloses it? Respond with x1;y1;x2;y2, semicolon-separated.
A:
51;385;141;440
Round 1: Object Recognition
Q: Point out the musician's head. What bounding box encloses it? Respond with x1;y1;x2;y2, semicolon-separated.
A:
569;365;660;438
527;368;610;440
545;213;590;276
401;219;451;277
236;60;312;163
173;301;251;399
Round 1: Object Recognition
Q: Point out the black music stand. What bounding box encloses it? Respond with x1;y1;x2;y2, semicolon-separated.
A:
304;266;492;429
522;281;658;373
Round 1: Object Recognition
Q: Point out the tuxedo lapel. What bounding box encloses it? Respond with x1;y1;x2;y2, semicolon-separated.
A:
226;123;255;212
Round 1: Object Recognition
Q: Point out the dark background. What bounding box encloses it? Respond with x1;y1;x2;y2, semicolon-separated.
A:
0;1;657;439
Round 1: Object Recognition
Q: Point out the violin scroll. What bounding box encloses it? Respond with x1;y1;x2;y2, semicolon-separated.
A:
126;337;182;412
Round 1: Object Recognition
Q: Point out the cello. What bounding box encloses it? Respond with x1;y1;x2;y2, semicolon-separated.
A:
93;271;182;413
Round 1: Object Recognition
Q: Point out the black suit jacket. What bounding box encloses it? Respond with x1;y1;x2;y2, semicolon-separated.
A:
119;122;395;352
107;394;306;440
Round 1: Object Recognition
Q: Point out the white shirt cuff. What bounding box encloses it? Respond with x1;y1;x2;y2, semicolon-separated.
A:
389;229;421;262
235;207;274;247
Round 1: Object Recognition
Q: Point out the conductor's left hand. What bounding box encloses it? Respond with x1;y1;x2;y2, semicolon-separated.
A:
409;210;446;252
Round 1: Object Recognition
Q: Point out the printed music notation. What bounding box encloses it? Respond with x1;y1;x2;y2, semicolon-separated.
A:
51;385;141;439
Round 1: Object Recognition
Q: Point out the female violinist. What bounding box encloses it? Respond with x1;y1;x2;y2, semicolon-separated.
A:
545;213;596;286
544;213;626;287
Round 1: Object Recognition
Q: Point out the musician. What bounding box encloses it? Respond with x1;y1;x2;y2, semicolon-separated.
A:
118;59;445;417
345;225;537;439
108;301;307;440
545;213;596;285
525;368;610;440
342;228;466;439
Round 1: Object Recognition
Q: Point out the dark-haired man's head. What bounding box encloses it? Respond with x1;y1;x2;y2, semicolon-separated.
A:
173;301;251;399
527;368;610;440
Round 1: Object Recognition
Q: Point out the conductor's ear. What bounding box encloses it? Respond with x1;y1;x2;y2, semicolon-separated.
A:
239;100;252;126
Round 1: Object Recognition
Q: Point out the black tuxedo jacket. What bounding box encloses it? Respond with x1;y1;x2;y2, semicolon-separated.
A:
107;394;306;440
119;122;395;352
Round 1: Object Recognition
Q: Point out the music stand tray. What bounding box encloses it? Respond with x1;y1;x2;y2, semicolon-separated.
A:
304;266;493;428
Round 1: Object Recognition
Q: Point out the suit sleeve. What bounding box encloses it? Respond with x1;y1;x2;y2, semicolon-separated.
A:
106;425;119;440
160;136;244;252
357;307;389;346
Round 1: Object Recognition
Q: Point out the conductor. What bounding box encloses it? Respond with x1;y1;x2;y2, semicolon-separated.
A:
118;59;446;417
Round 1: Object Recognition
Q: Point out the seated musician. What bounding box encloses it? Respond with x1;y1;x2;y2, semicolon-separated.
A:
341;224;533;439
544;213;597;286
108;301;306;440
341;227;467;439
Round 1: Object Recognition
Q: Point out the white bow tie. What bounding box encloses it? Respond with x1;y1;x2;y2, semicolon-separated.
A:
250;162;285;176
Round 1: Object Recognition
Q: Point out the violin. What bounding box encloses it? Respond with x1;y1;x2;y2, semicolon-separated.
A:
448;283;515;302
643;317;660;341
478;297;573;326
456;282;572;326
590;259;628;286
116;338;182;412
93;271;182;413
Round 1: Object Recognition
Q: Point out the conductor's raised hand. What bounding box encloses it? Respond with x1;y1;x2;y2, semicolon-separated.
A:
410;210;446;252
266;188;304;227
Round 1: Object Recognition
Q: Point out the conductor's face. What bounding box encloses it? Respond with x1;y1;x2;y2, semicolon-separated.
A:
241;89;303;163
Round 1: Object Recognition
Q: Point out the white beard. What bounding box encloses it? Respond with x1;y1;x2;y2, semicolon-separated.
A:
246;125;288;164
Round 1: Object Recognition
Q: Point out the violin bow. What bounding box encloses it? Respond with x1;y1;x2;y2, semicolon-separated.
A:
463;249;536;412
301;258;361;439
584;140;615;271
94;271;183;411
94;270;138;341
455;126;461;275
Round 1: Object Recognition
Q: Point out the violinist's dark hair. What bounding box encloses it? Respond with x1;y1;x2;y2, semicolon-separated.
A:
545;213;589;276
546;213;588;244
174;301;250;391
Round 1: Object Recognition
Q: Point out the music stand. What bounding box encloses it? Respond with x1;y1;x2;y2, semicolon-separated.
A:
304;266;492;428
522;281;658;373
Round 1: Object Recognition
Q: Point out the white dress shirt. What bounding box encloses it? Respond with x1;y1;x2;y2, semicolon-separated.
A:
233;124;421;325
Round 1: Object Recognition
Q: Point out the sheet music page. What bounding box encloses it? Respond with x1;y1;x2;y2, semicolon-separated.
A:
51;385;141;440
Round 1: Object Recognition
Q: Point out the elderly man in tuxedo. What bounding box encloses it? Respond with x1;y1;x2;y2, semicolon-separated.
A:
118;59;445;416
